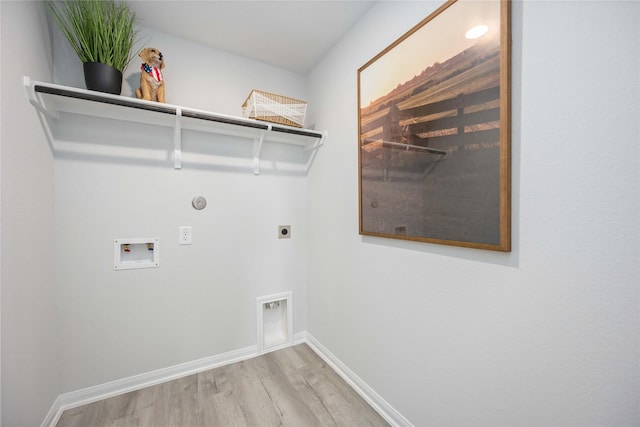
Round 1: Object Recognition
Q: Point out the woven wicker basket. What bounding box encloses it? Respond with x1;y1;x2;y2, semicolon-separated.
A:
242;89;307;128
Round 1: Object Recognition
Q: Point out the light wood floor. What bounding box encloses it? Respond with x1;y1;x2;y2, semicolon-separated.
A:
56;343;390;427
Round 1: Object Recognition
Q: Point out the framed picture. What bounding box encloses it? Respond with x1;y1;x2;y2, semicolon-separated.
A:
358;0;511;251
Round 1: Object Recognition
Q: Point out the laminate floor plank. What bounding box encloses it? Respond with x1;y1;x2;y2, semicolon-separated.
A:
56;344;390;427
57;397;108;427
201;387;247;427
260;370;325;426
227;360;284;427
160;375;202;427
290;372;339;425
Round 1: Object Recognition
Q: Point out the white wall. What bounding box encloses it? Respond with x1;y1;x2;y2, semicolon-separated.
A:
307;1;639;426
0;2;58;426
51;25;310;393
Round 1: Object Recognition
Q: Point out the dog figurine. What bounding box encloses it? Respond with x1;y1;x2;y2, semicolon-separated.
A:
135;47;165;103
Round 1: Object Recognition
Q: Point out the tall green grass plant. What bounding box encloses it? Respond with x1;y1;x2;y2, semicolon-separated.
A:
47;0;140;73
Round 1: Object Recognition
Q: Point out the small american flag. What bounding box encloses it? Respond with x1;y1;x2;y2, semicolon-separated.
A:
141;63;163;82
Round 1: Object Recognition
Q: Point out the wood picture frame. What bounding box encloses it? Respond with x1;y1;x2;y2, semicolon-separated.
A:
358;0;511;251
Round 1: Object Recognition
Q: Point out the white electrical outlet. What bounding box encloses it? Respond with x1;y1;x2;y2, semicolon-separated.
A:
179;226;192;245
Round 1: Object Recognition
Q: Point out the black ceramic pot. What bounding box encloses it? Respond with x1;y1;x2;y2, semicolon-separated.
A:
83;62;122;95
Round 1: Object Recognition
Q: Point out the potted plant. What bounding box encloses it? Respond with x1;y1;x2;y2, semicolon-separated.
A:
47;0;140;95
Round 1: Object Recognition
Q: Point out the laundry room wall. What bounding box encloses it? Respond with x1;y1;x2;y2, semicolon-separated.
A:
51;24;311;393
1;2;58;426
306;1;639;425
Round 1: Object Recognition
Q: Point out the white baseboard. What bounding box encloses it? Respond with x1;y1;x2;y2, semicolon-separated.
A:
304;333;413;427
294;330;307;344
41;395;62;427
42;332;410;427
41;344;257;427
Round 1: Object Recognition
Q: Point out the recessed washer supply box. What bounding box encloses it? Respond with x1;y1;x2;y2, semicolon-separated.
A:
114;238;159;270
256;291;293;353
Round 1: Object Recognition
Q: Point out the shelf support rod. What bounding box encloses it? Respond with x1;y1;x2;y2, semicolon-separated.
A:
174;107;182;169
23;76;59;120
253;130;266;175
304;130;327;152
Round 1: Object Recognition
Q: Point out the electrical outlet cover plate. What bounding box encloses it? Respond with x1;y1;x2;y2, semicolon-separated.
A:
179;226;192;244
